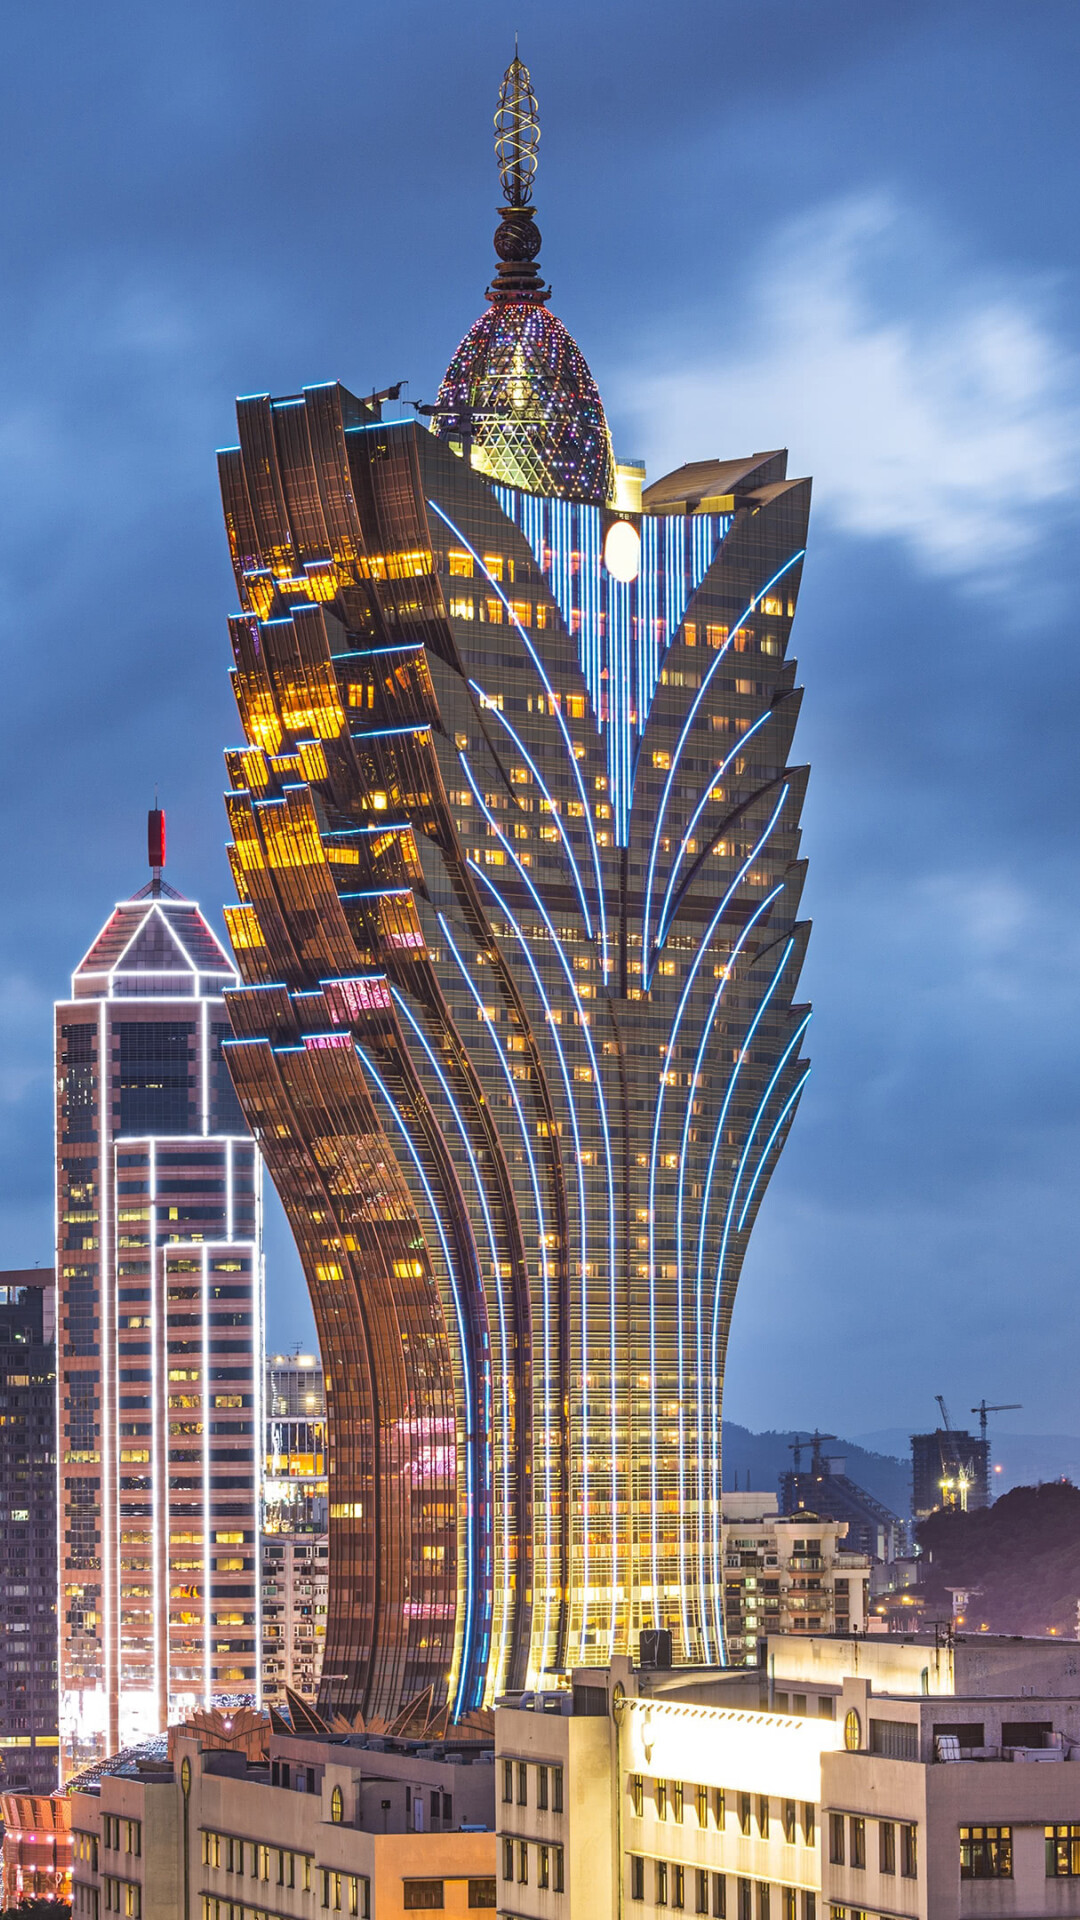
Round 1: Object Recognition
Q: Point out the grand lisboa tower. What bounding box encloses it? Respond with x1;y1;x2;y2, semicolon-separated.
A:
217;52;812;1722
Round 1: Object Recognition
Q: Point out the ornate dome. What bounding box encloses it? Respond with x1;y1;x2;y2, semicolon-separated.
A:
431;50;615;505
433;302;615;504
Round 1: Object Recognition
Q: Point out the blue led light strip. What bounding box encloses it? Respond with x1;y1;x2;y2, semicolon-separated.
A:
705;1028;811;1647
438;913;558;1685
389;988;515;1696
467;680;594;938
428;500;610;975
644;793;789;1638
353;1043;485;1718
641;549;806;988
494;486;729;846
654;710;774;955
468;861;594;1641
681;923;791;1660
461;753;620;1652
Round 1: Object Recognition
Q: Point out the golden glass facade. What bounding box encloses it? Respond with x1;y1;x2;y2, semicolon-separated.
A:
216;382;811;1721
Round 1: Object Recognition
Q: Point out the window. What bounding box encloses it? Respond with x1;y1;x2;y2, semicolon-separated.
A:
712;1875;726;1918
502;1839;513;1883
849;1817;865;1869
783;1894;796;1920
783;1800;795;1844
502;1760;513;1803
715;1789;726;1828
330;1785;344;1824
674;1781;685;1824
631;1774;644;1818
673;1865;685;1910
829;1814;845;1865
656;1861;669;1906
758;1798;769;1839
803;1806;815;1848
737;1881;751;1920
537;1764;549;1810
553;1765;564;1812
657;1779;668;1820
403;1884;444;1910
960;1827;1010;1879
802;1899;815;1920
696;1869;709;1914
518;1842;528;1886
740;1793;752;1836
538;1846;550;1890
697;1785;708;1828
631;1857;645;1902
901;1823;918;1879
879;1823;895;1874
869;1718;918;1760
554;1849;564;1894
1047;1825;1080;1876
517;1761;528;1806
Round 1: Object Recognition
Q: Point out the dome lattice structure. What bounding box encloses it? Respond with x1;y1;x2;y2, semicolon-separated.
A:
434;303;615;503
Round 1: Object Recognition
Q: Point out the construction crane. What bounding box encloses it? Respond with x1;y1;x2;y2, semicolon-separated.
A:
787;1431;836;1474
971;1399;1022;1444
933;1397;976;1511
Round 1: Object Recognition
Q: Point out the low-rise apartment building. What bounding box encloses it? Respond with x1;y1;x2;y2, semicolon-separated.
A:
721;1496;871;1661
68;1708;497;1920
495;1634;1080;1920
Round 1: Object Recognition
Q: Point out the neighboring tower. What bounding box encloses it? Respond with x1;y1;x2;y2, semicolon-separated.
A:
264;1349;328;1536
217;52;810;1717
0;1270;59;1792
262;1350;328;1707
55;814;264;1776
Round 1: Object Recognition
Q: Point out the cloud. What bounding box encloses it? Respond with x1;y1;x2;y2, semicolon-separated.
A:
615;194;1080;583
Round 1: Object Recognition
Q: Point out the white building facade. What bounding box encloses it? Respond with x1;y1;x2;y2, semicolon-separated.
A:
56;846;264;1775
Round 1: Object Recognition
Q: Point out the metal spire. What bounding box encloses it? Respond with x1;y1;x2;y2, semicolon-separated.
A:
488;49;549;304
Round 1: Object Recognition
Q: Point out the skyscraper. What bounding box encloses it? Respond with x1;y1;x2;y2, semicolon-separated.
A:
263;1351;329;1708
218;53;811;1720
55;816;264;1776
0;1271;59;1792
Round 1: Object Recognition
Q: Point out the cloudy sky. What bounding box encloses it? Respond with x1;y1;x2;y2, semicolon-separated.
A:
3;0;1077;1441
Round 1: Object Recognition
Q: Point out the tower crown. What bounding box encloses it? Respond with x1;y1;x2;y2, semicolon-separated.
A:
432;50;615;503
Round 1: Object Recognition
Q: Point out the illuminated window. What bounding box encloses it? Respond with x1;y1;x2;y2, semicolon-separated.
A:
448;551;473;577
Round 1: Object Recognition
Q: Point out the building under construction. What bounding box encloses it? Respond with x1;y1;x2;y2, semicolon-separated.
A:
911;1427;990;1520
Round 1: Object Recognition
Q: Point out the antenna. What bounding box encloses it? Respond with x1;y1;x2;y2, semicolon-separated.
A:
488;50;550;304
148;806;166;897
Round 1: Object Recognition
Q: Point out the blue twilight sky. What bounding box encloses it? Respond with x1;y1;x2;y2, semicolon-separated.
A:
2;0;1078;1440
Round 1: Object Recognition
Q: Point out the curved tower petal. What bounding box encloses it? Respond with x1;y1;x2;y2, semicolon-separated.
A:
217;57;812;1723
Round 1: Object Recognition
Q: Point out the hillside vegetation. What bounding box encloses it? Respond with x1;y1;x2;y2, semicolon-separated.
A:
917;1482;1080;1637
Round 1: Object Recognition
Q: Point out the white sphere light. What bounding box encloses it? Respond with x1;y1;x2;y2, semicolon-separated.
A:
603;519;641;583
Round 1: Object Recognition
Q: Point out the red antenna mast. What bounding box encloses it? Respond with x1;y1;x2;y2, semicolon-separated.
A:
148;806;166;894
